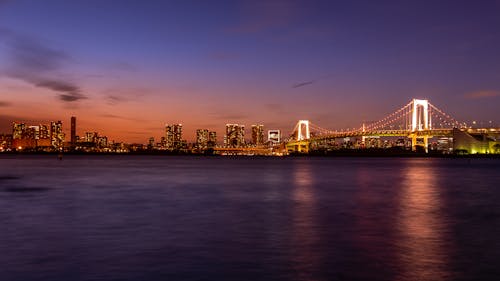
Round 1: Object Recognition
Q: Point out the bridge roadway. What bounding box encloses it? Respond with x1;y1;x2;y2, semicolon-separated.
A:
312;128;454;140
286;129;455;153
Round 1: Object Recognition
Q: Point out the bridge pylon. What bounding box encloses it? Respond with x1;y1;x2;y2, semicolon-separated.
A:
296;120;310;141
410;99;430;152
286;120;311;153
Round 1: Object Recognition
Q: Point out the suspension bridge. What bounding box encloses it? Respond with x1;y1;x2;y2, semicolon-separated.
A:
286;98;482;153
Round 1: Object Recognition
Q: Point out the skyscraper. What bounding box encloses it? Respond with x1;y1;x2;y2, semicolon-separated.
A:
196;129;209;149
50;121;64;149
225;124;245;148
165;124;183;150
208;131;217;148
12;122;25;140
251;124;264;146
71;116;76;148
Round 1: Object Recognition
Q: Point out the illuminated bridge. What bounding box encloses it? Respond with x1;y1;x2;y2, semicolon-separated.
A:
286;98;495;153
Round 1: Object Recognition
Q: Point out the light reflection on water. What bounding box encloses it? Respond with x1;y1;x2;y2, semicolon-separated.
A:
291;161;320;281
0;155;499;281
397;161;452;280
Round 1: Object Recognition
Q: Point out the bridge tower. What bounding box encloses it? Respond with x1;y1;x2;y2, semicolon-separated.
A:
410;99;430;152
296;120;310;141
286;120;311;153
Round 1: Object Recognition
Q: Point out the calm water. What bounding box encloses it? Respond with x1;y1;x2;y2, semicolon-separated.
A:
0;155;499;281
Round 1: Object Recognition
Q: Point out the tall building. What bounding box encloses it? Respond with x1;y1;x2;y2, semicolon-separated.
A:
97;136;108;148
50;121;64;148
147;137;155;149
12;122;25;140
225;124;245;148
39;125;49;140
12;122;52;149
0;134;12;150
71;116;76;147
208;131;217;148
251;124;264;146
26;126;39;140
196;129;209;149
165;124;183;150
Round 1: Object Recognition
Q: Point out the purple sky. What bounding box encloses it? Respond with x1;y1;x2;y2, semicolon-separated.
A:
1;0;499;142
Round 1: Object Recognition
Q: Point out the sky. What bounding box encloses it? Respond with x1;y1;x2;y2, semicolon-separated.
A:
0;0;500;142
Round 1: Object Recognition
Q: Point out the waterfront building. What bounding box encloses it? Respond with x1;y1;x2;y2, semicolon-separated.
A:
26;126;39;140
268;129;281;144
208;131;217;148
196;129;209;149
0;134;13;150
50;121;64;148
148;137;155;149
251;124;264;146
165;124;183;150
39;125;50;140
97;136;108;148
12;122;53;149
85;132;99;143
225;124;245;148
71;116;77;148
12;122;25;140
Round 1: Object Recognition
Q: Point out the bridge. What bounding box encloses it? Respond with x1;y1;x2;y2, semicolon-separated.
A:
286;98;490;153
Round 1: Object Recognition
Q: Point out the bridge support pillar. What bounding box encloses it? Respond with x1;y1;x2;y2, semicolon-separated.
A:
411;135;429;153
286;140;310;154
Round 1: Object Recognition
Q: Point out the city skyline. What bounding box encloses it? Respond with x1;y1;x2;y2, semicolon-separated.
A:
1;1;500;142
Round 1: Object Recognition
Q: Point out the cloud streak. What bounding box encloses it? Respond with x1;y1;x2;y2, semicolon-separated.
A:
99;113;144;122
0;28;86;102
292;80;315;88
464;90;500;99
0;101;11;107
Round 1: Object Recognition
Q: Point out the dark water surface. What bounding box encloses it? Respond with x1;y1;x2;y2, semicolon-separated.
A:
0;155;499;281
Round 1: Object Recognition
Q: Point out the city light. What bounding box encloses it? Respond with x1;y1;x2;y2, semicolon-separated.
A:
0;99;498;155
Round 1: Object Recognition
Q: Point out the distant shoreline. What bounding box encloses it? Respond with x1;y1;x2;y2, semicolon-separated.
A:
0;151;499;159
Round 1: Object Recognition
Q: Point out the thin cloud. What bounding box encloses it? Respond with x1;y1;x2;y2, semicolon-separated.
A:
464;90;500;99
0;101;11;107
0;28;86;103
292;80;315;88
100;87;151;105
106;95;126;105
99;113;144;122
58;93;87;102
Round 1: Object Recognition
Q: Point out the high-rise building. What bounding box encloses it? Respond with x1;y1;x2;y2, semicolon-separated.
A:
160;136;166;148
12;122;25;139
165;124;183;150
251;124;264;146
71;116;76;147
97;136;108;148
268;129;281;144
39;125;49;139
0;134;12;150
208;131;217;148
27;126;39;140
85;132;98;143
225;124;245;148
50;121;64;148
148;137;155;149
196;129;209;149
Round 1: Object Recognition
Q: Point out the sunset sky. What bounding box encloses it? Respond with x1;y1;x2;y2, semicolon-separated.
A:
1;0;500;142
